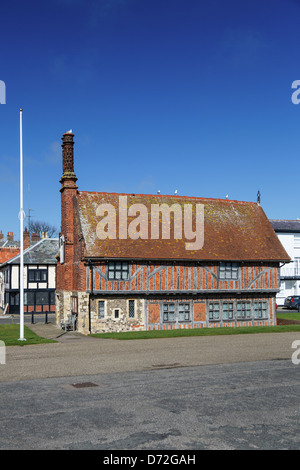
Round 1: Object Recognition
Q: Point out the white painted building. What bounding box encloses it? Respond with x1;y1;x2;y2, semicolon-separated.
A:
270;220;300;305
0;237;59;315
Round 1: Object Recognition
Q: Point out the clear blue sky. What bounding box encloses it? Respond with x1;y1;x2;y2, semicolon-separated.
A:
1;0;300;240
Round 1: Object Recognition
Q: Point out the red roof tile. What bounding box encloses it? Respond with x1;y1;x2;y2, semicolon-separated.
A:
0;248;20;264
76;192;290;262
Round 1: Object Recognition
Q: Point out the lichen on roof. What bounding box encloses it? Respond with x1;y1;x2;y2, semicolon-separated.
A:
76;191;290;262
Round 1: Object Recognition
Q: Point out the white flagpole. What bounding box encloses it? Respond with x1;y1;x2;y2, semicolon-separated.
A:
18;108;26;341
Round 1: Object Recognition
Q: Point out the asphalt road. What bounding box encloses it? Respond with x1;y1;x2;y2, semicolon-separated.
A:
0;359;300;451
1;321;300;451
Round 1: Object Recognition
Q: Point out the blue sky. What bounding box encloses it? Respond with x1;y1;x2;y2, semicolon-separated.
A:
1;0;300;239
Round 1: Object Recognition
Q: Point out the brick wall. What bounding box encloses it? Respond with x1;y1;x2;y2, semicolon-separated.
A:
88;261;279;294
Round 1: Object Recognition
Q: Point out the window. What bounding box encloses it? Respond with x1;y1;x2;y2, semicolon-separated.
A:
209;302;220;320
24;292;34;306
163;303;175;322
114;309;119;319
294;258;300;276
254;301;267;319
163;302;191;323
129;299;135;318
178;303;190;321
98;300;105;319
28;269;47;282
36;291;49;305
50;291;55;306
108;261;129;280
10;293;19;306
219;262;239;280
237;301;251;319
222;302;234;320
294;234;300;247
71;296;78;314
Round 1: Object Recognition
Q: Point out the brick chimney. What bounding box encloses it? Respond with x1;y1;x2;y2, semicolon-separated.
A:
32;232;40;243
59;130;78;292
60;130;77;184
23;228;30;250
7;231;14;241
0;230;3;241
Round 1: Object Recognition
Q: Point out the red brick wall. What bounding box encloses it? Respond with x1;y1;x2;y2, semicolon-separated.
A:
89;261;279;294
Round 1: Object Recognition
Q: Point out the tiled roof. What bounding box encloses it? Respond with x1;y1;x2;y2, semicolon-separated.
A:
76;192;290;262
0;240;20;248
0;248;20;264
269;219;300;233
1;238;59;265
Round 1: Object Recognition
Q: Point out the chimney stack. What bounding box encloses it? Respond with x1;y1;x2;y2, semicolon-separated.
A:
23;228;30;250
60;130;77;185
0;230;3;241
7;231;14;241
58;130;78;293
32;232;40;243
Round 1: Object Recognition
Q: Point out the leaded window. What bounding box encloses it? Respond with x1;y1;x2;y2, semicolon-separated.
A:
163;303;175;322
98;300;105;319
222;302;234;320
108;261;129;280
178;303;190;321
129;299;135;318
237;301;251;319
219;262;239;280
209;302;220;320
254;301;267;319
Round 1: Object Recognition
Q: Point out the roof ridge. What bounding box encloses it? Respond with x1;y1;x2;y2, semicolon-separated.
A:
78;190;255;205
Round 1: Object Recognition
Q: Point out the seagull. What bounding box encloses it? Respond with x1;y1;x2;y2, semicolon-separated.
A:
174;189;178;195
157;190;160;194
225;195;229;199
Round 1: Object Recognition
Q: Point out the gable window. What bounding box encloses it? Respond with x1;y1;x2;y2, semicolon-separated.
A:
28;269;47;283
108;261;129;280
219;262;239;280
128;299;135;318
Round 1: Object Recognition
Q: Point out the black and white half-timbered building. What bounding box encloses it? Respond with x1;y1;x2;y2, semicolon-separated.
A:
0;237;59;316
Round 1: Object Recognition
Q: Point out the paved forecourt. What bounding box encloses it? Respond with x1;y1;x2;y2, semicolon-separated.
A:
0;322;299;383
